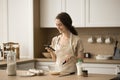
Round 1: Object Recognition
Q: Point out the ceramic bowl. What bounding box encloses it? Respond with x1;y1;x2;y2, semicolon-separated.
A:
42;52;51;58
48;65;60;75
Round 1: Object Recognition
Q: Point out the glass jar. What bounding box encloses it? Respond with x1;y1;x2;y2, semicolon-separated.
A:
6;51;16;76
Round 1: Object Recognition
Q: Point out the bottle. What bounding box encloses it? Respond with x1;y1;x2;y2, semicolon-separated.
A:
6;51;16;76
76;59;83;76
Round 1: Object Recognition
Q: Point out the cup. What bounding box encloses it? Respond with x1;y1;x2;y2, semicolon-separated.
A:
97;37;104;43
105;37;112;44
84;52;91;58
87;37;95;43
82;70;88;77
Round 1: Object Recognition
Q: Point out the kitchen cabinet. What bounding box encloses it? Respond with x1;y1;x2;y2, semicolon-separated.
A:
40;0;85;28
83;63;119;75
0;62;35;70
65;0;85;27
35;62;55;71
35;61;120;75
17;62;35;70
40;0;120;28
8;0;34;58
0;0;34;58
85;0;120;27
40;0;61;28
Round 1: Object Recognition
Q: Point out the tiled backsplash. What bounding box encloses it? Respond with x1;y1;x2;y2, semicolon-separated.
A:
77;28;120;57
41;28;120;57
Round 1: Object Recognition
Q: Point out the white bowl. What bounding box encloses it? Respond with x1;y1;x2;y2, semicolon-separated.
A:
95;55;112;60
48;65;60;75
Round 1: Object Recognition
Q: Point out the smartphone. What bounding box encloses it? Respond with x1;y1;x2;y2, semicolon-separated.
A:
44;45;55;51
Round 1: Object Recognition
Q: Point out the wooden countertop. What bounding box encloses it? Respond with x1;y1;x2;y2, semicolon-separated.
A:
0;70;116;80
0;58;35;66
0;58;120;67
36;58;120;64
83;58;120;64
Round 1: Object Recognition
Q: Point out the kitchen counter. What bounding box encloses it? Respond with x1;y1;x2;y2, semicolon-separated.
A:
0;70;116;80
36;58;120;64
83;58;120;64
0;58;120;67
0;59;35;67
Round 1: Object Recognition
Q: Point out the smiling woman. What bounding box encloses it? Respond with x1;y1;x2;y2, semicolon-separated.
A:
45;12;84;74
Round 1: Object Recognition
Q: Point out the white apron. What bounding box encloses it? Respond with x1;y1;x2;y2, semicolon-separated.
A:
54;34;76;73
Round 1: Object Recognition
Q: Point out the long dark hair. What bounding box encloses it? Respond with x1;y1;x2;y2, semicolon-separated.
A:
56;12;78;35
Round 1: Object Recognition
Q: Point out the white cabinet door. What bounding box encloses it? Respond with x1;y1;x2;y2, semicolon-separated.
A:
83;63;117;75
40;0;61;28
7;0;34;58
66;0;85;27
86;0;120;27
40;0;85;28
0;0;8;43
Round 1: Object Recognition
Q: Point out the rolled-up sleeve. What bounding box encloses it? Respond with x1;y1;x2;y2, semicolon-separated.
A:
50;36;58;50
72;36;84;56
76;39;84;55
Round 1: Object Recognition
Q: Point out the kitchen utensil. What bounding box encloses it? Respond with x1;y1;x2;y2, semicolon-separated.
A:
113;40;120;59
113;40;118;56
59;72;75;77
113;48;120;59
62;60;66;65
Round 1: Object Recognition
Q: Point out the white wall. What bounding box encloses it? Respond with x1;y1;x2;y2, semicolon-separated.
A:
0;0;34;58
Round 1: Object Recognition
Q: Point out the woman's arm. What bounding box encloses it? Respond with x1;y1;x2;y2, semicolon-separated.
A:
45;36;58;61
75;39;84;60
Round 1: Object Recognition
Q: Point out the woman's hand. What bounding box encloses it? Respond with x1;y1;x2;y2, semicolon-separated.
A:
45;47;56;61
64;55;72;62
62;55;75;65
45;47;53;53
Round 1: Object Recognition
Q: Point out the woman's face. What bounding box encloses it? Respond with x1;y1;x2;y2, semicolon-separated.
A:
55;19;67;33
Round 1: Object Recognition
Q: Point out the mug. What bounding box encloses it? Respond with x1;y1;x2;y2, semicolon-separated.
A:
82;70;88;77
87;37;95;43
97;37;104;43
105;37;112;44
84;52;91;58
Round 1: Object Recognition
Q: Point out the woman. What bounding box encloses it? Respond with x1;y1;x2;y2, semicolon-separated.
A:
46;12;84;74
